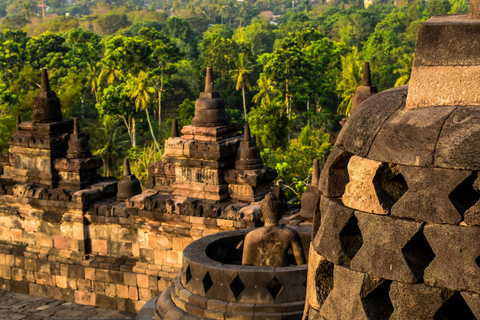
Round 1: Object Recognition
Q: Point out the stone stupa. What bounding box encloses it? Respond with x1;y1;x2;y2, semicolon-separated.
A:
305;2;480;319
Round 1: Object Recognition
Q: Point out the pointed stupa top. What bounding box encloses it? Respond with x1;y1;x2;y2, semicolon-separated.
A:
172;119;179;138
244;123;251;142
41;69;51;93
117;158;142;201
16;115;21;131
362;62;372;87
124;158;132;176
351;62;377;112
311;159;320;186
73;117;80;135
205;67;214;93
191;67;230;128
32;69;63;124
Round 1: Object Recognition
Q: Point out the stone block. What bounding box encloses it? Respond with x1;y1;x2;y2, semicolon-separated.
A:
10;280;28;294
320;265;393;320
351;211;431;283
105;283;116;297
96;294;117;309
391;166;477;224
129;286;138;300
389;282;453;320
91;239;107;254
139;288;152;301
342;156;392;215
237;266;276;304
124;272;137;287
306;245;334;311
318;146;352;198
424;224;480;293
435;106;480;170
137;273;149;289
313;197;358;266
368;106;454;166
204;265;238;301
35;272;56;286
55;275;67;289
336;86;407;157
117;284;128;298
84;267;95;280
35;233;53;248
77;279;92;291
68;265;85;279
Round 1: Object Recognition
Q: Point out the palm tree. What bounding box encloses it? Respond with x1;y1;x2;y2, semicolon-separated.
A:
231;53;252;121
126;71;162;154
93;117;130;177
253;75;280;105
337;47;362;116
21;1;34;19
394;53;414;87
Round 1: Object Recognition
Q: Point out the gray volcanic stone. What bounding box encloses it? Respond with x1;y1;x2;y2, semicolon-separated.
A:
313;197;359;266
435;107;480;170
351;211;428;283
391;166;477;224
368;106;455;166
424;224;480;294
389;282;454;320
320;265;392;320
414;15;480;67
336;85;407;157
318;146;352;198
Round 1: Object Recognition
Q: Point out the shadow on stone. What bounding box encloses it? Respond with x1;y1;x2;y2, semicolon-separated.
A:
339;216;363;261
402;229;435;282
434;293;476;320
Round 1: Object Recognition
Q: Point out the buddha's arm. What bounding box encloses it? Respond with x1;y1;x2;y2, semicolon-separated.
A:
242;233;255;266
291;234;306;265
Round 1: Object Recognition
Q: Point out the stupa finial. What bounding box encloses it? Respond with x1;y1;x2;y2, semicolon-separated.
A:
244;123;251;142
362;62;372;87
41;69;51;93
124;158;131;176
205;67;214;93
172;119;179;138
16;115;21;131
73;117;80;135
311;159;320;186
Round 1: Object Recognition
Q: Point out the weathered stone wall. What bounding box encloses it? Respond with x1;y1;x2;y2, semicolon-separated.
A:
0;183;258;313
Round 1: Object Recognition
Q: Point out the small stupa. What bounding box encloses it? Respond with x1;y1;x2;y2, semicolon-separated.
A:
145;68;276;209
3;70;101;189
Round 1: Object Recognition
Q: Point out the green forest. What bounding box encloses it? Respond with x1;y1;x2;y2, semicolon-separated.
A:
0;0;469;202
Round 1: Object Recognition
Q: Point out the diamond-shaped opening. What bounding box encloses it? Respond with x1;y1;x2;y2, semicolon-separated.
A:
402;229;435;281
314;260;334;305
373;163;409;209
339;216;363;261
328;150;353;197
361;281;393;320
475;256;480;269
202;272;213;294
267;276;283;300
229;275;245;299
185;265;192;285
434;293;476;320
449;173;480;215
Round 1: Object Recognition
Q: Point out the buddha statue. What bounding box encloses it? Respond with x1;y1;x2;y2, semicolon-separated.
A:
242;192;306;267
